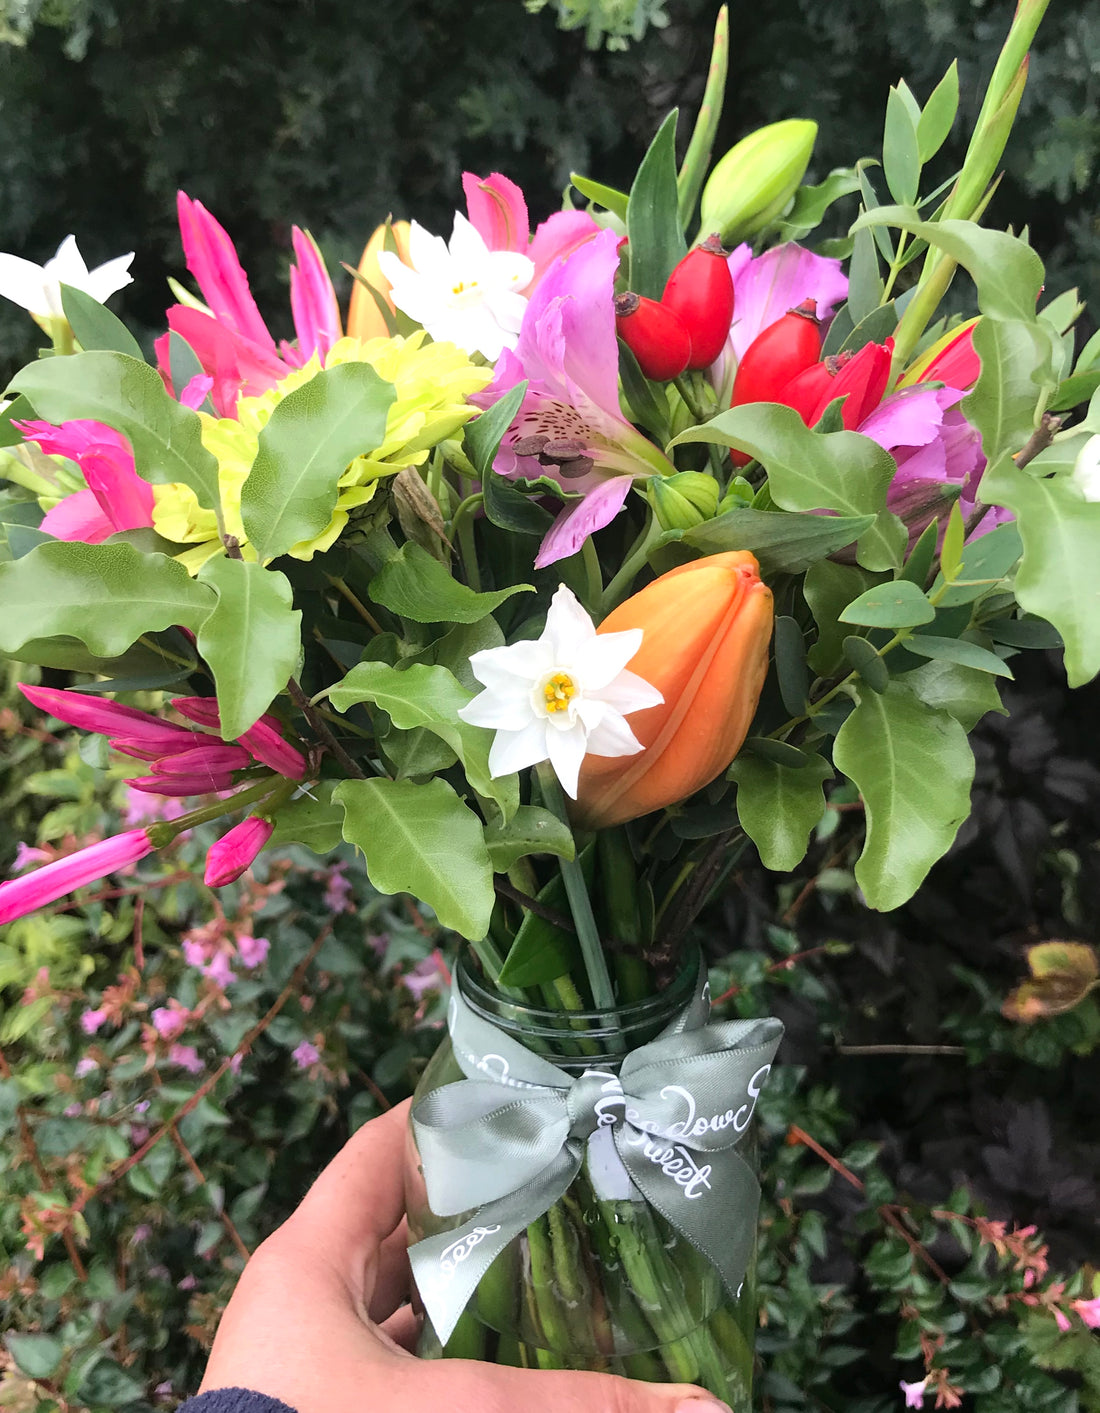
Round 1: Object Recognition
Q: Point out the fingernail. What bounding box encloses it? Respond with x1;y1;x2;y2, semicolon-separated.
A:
676;1400;732;1413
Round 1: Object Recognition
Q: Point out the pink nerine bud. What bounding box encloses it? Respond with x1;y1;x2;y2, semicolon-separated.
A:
20;683;163;737
109;725;213;761
204;817;274;887
151;743;252;777
127;773;236;797
0;829;153;925
172;697;307;781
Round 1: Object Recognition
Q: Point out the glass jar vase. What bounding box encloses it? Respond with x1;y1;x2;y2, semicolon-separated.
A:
404;956;761;1409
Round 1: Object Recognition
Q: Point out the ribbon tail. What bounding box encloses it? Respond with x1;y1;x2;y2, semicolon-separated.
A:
616;1135;761;1303
408;1144;581;1347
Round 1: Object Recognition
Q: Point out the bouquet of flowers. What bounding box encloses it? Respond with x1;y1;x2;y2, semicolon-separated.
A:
1;0;1097;1402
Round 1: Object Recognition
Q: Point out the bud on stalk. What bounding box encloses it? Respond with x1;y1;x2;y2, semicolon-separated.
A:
615;292;693;382
661;236;735;370
573;552;773;830
204;816;275;887
648;472;721;532
699;119;817;244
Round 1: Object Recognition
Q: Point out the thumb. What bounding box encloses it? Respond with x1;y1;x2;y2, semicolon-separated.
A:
403;1357;733;1413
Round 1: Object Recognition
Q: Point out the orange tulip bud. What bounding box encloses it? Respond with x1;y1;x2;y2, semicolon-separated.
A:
346;219;412;341
573;551;773;830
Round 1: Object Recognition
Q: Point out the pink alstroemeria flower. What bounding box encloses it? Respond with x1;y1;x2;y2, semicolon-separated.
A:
156;193;343;417
462;171;601;292
203;816;274;887
475;228;675;568
0;829;153;925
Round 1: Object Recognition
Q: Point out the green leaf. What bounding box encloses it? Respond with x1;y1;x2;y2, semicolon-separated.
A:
266;781;345;853
76;1359;146;1407
328;659;517;818
773;614;809;716
981;454;1100;685
850;210;1044;321
682;506;875;575
7;350;223;515
0;395;34;447
964;317;1059;463
843;634;890;692
729;754;832;871
883;85;921;206
1048;371;1100;412
671;403;904;570
834;681;975;910
898;519;939;589
5;1332;64;1379
930;520;1023;606
847;221;884;324
196;557;301;739
627;109;686;300
168;331;211;412
368;541;532;623
240;362;395;561
464;382;528;481
483;805;576;872
940;502;965;581
617;338;670;442
916;62;959;162
840;579;935;628
0;539;214;657
497;853;592;988
903;658;1005;730
482;469;553;536
775;167;861;241
904;634;1013;677
334;777;494;940
570;172;629;222
804;560;878;675
60;283;144;359
987;613;1062;649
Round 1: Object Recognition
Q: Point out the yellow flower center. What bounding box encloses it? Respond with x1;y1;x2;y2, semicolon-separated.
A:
543;672;577;713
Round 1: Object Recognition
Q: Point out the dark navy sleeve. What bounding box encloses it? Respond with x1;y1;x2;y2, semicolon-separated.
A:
176;1390;297;1413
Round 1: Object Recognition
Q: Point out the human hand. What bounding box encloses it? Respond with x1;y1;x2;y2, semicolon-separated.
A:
199;1098;732;1413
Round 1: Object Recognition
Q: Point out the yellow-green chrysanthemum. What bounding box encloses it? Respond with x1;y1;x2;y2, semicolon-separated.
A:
152;332;491;571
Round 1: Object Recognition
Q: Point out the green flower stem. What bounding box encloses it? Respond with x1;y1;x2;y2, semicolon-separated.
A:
146;776;287;846
326;576;384;634
441;1306;489;1360
599;512;660;617
525;1215;572;1353
581;536;604;612
677;5;729;232
137;634;200;672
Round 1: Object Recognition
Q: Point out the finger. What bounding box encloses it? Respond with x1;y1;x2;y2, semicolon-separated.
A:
280;1098;412;1303
389;1359;734;1413
369;1216;412;1322
378;1302;422;1352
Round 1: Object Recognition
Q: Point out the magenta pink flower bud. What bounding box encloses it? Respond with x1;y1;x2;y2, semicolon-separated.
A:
150;743;252;777
239;719;308;781
108;725;210;761
0;829;153;924
126;774;235;797
170;696;222;728
21;683;160;736
204;817;274;887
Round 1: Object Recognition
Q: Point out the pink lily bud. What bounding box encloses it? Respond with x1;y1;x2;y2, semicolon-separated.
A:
21;683;161;736
127;773;235;797
172;697;307;780
289;227;342;363
239;719;308;781
151;743;252;777
0;829;153;925
204;817;274;888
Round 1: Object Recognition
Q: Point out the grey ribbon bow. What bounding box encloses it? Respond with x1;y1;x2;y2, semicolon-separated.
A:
408;968;783;1345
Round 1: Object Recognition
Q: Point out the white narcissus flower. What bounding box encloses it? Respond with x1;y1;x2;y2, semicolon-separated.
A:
457;584;663;799
0;234;134;322
1070;433;1100;502
378;213;533;361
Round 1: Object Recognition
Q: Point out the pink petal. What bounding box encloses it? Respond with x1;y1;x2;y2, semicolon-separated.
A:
39;490;116;544
151;743;252;776
82;449;155;533
527;210;601;289
176;192;277;353
204;816;274;887
180;373;215;410
858;385;962;453
463;172;530;254
20;683;162;735
289;227;342;362
730;242;848;361
534;475;633;569
0;830;153;924
126;773;236;797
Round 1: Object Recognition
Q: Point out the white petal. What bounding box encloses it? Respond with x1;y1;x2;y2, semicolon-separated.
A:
45;235;89;285
83;252;134;303
407;221;452;276
593;667;664;715
0;253;49;316
577;702;644;758
544;721;588;799
488;720;550;777
469;638;553;688
485;287;530;335
544;584;596;664
448;211;492;264
457;686;533;732
574;626;643;691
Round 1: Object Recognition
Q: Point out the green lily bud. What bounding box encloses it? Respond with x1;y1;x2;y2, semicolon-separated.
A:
648;472;720;532
699;119;818;244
